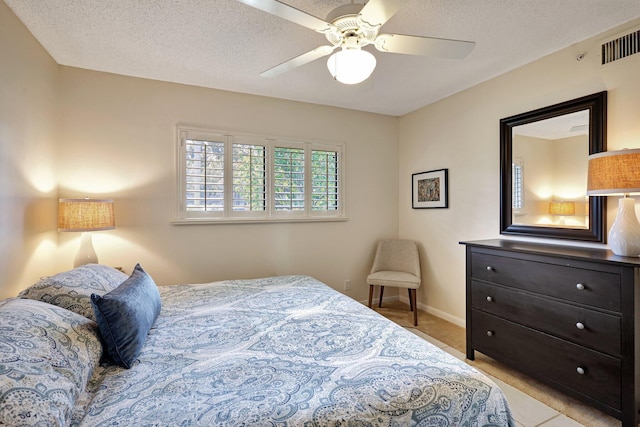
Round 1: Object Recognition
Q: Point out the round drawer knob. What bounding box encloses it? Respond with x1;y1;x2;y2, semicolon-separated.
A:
486;330;494;337
486;296;493;302
576;283;585;290
576;366;586;375
576;322;585;330
486;266;494;271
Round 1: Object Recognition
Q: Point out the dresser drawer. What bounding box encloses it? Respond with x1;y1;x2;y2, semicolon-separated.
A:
471;309;621;411
471;252;621;311
471;281;621;356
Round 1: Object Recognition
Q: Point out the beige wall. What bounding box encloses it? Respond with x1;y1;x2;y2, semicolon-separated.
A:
55;68;399;299
0;1;59;298
0;0;398;300
399;18;640;325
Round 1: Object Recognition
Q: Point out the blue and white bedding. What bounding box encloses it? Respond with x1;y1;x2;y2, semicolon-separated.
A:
2;266;514;426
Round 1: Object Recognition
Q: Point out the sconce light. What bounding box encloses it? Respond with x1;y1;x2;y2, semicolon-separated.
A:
549;201;576;225
58;198;115;267
327;36;376;85
587;148;640;256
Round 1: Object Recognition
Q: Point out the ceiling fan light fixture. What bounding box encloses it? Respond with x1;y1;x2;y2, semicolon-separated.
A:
327;48;376;85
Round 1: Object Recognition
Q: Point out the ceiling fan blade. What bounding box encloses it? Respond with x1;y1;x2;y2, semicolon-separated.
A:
375;34;475;58
260;45;336;78
236;0;336;34
359;0;410;27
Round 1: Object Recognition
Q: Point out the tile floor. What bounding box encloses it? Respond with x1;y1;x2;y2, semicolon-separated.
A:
407;327;585;427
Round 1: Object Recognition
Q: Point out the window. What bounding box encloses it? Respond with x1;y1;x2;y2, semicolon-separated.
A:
176;126;345;223
232;142;266;212
512;158;524;211
185;138;224;212
311;150;339;211
273;146;305;211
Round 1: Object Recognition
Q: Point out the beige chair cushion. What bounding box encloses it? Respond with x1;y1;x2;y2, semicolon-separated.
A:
367;271;421;289
369;239;421;279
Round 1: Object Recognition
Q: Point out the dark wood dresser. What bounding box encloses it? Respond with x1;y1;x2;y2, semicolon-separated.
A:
461;239;640;426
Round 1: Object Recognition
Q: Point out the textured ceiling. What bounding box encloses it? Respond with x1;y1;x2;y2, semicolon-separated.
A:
6;0;640;116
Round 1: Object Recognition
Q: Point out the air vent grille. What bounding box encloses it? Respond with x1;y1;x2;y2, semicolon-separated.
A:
601;28;640;65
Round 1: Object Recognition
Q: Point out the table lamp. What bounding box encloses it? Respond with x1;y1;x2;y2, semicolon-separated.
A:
587;149;640;256
58;198;115;267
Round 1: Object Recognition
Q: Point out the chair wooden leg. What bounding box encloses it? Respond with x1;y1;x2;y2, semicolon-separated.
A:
368;285;374;308
411;288;418;326
378;286;385;308
408;289;414;311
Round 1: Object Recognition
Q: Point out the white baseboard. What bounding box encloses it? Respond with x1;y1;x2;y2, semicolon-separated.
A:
420;304;465;328
360;294;465;328
364;295;401;306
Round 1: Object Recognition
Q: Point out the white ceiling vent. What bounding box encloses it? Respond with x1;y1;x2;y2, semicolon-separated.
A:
601;27;640;65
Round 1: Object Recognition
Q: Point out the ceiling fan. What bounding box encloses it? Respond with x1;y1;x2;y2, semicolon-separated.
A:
236;0;476;84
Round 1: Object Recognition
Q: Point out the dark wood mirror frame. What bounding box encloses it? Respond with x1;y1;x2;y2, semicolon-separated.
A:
500;91;607;242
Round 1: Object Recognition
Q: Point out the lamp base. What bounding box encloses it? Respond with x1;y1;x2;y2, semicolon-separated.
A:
73;232;99;267
609;198;640;257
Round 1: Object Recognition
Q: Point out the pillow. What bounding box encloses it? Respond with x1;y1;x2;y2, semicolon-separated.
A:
18;264;128;321
0;298;103;426
91;264;161;368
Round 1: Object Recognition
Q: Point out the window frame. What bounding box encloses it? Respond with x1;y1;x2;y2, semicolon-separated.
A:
175;125;346;224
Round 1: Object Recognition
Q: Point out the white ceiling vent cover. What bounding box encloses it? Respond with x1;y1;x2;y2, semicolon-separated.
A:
601;27;640;65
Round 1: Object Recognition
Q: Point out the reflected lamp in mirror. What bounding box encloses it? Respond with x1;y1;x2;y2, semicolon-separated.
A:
549;201;576;225
58;198;115;267
587;149;640;256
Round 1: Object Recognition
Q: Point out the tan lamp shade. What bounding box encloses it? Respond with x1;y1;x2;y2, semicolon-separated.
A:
587;148;640;195
58;198;115;232
548;201;576;216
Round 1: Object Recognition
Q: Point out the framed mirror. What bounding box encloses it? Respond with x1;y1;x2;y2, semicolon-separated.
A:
500;91;607;242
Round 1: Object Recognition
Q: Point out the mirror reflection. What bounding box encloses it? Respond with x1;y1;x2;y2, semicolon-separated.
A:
511;110;590;229
499;91;606;242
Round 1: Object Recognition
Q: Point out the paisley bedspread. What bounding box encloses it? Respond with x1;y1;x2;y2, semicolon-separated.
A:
64;275;513;426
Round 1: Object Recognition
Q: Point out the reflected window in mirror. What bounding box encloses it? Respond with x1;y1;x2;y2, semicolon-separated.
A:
512;158;524;212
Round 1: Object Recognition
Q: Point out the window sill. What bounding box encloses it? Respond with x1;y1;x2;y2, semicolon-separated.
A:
171;216;349;225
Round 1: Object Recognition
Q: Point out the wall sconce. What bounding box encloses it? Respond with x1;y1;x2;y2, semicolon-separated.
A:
58;198;115;267
327;36;376;85
549;201;576;225
587;148;640;256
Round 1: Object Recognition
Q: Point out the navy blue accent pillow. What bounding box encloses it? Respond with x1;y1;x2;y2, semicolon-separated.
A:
91;264;161;368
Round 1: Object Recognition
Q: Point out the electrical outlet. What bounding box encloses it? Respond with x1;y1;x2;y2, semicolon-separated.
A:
344;280;351;291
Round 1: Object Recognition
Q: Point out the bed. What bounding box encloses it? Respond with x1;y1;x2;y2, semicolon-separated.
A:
1;264;514;426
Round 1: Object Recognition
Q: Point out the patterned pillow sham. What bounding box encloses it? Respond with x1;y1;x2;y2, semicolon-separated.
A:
18;264;128;321
0;298;103;426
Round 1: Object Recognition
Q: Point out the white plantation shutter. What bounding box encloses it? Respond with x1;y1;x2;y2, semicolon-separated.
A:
274;146;305;211
176;126;344;222
232;142;266;212
184;136;225;213
311;149;339;211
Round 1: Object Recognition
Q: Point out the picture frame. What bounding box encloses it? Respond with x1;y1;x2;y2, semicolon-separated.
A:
412;168;448;209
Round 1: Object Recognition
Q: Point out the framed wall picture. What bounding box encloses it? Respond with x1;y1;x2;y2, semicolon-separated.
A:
412;169;448;209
